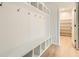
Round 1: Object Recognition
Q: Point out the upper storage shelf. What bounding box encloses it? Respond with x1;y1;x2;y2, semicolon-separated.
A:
31;2;37;8
27;2;49;14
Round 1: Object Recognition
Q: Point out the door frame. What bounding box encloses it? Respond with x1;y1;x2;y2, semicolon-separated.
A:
59;7;74;46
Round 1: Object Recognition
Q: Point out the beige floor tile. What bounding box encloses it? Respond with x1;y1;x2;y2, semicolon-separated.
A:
55;36;79;57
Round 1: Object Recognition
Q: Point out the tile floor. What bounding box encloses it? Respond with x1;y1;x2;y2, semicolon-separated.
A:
41;36;79;57
54;36;79;57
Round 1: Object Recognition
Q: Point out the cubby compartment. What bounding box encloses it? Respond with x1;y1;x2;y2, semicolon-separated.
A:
43;7;46;13
40;42;45;53
38;3;43;11
48;39;51;46
49;38;51;45
45;40;49;48
28;2;49;14
23;50;33;57
33;45;40;57
31;2;37;8
47;9;49;14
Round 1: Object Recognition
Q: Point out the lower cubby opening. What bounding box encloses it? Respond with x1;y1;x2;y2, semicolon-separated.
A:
45;40;49;48
23;39;51;57
40;41;45;53
49;38;51;45
23;50;33;57
33;45;40;57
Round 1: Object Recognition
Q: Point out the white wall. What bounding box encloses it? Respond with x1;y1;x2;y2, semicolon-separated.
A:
45;2;60;45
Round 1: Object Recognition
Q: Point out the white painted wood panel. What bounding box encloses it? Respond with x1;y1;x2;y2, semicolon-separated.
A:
0;2;50;57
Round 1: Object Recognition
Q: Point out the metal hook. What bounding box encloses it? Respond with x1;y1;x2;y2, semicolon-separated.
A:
0;2;3;6
17;8;20;12
28;12;31;15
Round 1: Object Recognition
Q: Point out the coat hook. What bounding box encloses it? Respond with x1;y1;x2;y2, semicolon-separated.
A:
74;9;76;12
17;8;20;12
74;25;76;27
28;12;31;15
0;2;3;6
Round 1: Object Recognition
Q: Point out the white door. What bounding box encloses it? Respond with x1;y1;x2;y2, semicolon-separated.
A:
72;3;79;49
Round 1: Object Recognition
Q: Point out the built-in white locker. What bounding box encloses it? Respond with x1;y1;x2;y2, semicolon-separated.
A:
0;2;51;57
0;2;34;57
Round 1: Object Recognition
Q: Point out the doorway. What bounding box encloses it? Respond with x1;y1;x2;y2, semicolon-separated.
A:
59;7;73;46
55;7;79;56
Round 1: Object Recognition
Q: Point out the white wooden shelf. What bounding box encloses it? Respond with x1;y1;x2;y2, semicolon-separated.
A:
22;37;52;57
26;2;49;14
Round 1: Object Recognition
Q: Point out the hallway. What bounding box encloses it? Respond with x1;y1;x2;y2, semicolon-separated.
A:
54;36;79;57
0;2;79;57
